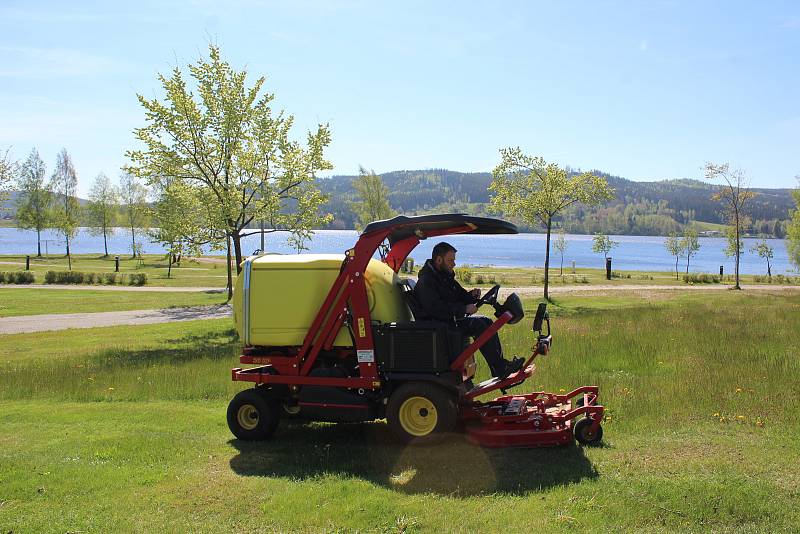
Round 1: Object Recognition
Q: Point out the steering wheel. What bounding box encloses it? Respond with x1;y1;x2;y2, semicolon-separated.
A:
476;284;501;307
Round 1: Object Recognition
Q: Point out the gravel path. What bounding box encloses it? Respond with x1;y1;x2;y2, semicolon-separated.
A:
0;304;232;335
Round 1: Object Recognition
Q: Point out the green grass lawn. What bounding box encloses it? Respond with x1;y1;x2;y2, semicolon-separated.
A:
1;292;799;531
0;288;226;317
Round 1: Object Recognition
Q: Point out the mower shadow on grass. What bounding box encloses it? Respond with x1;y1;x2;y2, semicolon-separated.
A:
228;421;599;496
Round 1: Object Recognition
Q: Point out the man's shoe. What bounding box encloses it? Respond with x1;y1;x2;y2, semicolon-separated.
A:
497;357;524;380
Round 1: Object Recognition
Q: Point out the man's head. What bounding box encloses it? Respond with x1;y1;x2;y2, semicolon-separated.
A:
432;242;457;274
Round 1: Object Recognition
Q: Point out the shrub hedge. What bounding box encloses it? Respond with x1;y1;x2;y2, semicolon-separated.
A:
0;271;35;284
42;271;147;286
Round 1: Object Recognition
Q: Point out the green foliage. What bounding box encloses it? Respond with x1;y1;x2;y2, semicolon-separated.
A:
14;148;53;256
148;179;209;276
723;226;744;258
749;239;774;276
48;148;81;260
0;271;35;284
681;226;701;273
0;147;16;205
664;232;683;279
319;168;792;236
454;266;473;284
350;166;395;230
788;181;800;270
490;148;613;298
40;271;145;286
86;172;119;256
591;234;619;259
118;172;148;257
682;273;720;284
126;44;333;269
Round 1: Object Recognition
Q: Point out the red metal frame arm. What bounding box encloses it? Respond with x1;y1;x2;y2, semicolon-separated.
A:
450;311;513;371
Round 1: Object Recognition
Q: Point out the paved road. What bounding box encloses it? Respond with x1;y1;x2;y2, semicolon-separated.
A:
0;304;232;335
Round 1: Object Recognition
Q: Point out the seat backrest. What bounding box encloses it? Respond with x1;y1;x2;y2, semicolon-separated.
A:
397;278;428;321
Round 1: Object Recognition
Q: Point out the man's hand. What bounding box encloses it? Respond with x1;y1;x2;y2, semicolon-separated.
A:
470;288;481;299
465;303;478;315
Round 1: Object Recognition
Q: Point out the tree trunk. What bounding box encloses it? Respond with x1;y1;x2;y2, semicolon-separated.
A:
36;228;41;257
167;253;172;278
734;214;741;289
767;258;771;278
103;229;108;257
232;232;243;274
226;235;233;302
685;253;690;275
131;226;136;258
560;253;563;276
66;234;72;271
675;256;679;280
543;217;552;301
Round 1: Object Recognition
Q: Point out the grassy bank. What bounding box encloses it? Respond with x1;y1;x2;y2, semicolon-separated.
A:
1;291;799;531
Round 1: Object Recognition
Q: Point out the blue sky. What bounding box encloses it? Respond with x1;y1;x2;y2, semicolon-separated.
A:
1;0;798;197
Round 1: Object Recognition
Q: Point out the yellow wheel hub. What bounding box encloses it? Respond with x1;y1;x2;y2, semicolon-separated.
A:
237;404;260;431
398;396;438;436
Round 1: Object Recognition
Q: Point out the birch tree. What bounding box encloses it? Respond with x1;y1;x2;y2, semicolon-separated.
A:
126;45;332;274
553;229;568;276
490;148;613;299
15;148;52;257
664;232;684;280
788;178;800;271
705;162;755;290
749;240;773;278
681;226;700;274
87;172;118;256
0;147;16;205
119;172;148;258
350;166;395;230
49;148;80;269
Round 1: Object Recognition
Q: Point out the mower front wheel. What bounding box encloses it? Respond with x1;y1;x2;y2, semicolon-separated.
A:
386;382;457;445
227;388;280;441
573;417;603;446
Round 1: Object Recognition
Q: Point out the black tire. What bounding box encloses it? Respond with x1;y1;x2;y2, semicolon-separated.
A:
386;382;458;445
573;417;603;446
227;388;280;440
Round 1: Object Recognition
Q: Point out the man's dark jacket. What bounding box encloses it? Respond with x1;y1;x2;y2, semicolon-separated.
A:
414;259;477;322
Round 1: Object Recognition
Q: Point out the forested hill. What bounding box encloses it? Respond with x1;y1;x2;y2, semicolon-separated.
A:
318;169;795;237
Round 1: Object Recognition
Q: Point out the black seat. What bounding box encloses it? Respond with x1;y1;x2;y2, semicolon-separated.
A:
397;278;428;321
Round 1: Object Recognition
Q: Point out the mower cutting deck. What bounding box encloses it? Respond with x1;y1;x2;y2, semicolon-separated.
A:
228;214;604;447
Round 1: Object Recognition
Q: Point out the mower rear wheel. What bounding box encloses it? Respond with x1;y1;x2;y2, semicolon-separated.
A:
573;417;603;446
387;382;457;445
227;388;280;440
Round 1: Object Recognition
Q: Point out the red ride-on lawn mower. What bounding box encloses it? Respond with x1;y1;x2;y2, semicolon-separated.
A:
227;214;604;447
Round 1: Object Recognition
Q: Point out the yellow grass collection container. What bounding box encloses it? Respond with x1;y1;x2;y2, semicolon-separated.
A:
233;254;411;347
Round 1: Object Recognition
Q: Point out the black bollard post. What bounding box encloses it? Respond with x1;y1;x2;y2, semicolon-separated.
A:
606;257;612;280
26;255;30;271
719;265;724;276
115;256;120;273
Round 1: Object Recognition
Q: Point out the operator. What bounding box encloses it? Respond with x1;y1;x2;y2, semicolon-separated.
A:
413;242;523;380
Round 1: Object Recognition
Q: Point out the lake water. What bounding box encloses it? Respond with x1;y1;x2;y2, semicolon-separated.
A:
0;227;794;275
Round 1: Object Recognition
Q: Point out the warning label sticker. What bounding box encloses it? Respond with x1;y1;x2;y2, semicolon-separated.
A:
357;350;375;363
